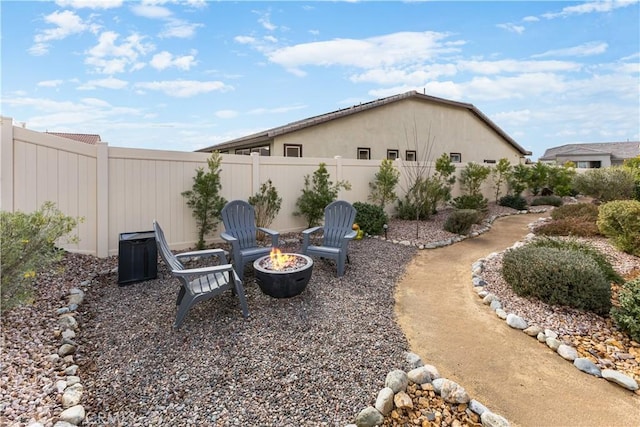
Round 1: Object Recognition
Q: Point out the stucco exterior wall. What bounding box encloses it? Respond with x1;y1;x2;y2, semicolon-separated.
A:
272;98;525;164
555;155;611;168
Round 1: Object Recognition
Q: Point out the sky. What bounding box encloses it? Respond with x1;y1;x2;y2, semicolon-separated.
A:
1;0;639;160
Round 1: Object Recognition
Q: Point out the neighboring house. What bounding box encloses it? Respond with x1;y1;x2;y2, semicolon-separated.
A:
199;91;531;165
46;132;102;144
539;142;640;168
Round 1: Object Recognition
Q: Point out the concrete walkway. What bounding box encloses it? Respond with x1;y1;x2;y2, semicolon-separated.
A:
395;213;640;427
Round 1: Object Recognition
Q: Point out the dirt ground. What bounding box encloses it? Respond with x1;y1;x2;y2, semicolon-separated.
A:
394;213;640;427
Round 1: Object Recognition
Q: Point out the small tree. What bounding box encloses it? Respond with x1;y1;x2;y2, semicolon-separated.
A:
369;158;399;209
508;163;531;196
491;158;512;202
546;163;576;197
182;152;227;249
527;162;550;196
458;162;491;196
295;163;351;227
248;179;282;240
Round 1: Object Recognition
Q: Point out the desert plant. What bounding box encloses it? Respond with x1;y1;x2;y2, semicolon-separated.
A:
451;194;488;214
248;179;282;239
530;196;563;207
295;162;351;227
444;209;479;235
623;156;640;201
501;245;612;315
499;194;528;211
369;159;399;209
573;167;636;202
527;162;550;196
1;202;80;311
546;164;576;197
527;237;623;285
459;162;491;196
534;218;600;237
611;277;640;342
551;203;599;221
182;152;227;249
353;202;388;235
507;163;531;196
597;200;640;256
491;158;512;202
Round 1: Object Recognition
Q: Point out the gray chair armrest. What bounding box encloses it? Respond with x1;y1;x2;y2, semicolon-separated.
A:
344;230;357;240
258;227;279;247
176;248;229;264
172;263;235;281
302;226;323;251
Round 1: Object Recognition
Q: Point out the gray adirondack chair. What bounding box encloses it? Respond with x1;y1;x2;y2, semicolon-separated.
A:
153;220;249;328
301;200;357;277
220;200;280;281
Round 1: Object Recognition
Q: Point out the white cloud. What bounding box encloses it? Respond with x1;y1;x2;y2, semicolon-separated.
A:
55;0;123;9
134;80;233;97
150;51;197;70
77;77;128;90
532;42;608;58
160;20;203;38
496;23;525;34
30;10;98;55
266;31;461;74
234;35;256;44
85;31;155;74
215;110;239;119
350;64;458;85
542;0;637;19
130;4;172;19
458;59;581;74
258;12;277;31
38;79;64;87
522;16;539;22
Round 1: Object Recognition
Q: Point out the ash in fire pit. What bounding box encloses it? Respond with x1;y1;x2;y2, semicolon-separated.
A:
253;249;313;298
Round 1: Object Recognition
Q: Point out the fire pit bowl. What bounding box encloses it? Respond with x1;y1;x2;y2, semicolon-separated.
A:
253;252;313;298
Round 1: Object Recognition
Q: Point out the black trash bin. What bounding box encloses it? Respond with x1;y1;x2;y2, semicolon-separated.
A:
118;231;157;285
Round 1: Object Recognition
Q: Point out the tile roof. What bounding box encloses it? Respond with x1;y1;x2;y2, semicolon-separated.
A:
198;90;531;156
46;132;102;145
539;141;640;160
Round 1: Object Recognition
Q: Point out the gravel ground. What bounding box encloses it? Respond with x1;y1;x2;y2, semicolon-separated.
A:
2;202;638;426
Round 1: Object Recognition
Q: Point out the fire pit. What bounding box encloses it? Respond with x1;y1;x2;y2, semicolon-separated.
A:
253;249;313;298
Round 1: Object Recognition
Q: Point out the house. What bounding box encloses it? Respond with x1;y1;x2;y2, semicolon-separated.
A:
539;142;640;168
199;91;531;165
45;132;102;144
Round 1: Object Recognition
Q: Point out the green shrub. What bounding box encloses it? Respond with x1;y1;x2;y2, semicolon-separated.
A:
353;202;388;235
501;245;612;315
444;209;479;235
1;202;80;311
451;194;488;215
527;237;623;284
597;200;640;256
611;277;640;342
573;167;636;202
498;194;528;211
248;179;282;240
534;218;600;237
369;159;399;209
551;203;599;221
295;163;351;227
530;196;563;207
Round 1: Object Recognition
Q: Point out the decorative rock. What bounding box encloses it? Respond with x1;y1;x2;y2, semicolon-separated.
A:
523;326;541;337
393;391;413;409
68;303;79;312
56;307;70;315
544;329;558;340
432;378;445;394
573;358;602;377
385;370;408;393
478;290;489;299
58;315;78;331
405;352;423;369
422;364;440;380
495;309;507;320
482;294;497;305
58;344;76;357
408;366;433;384
374;387;394;416
355;406;383;427
469;399;488;415
557;344;578;361
61;329;76;340
489;300;502;311
64;365;79;375
601;369;639;391
66;376;81;386
537;332;546;343
45;353;61;363
546;337;561;351
506;313;527;330
62;384;83;408
438;379;470;404
472;277;487;287
58;405;85;425
481;411;510;427
56;380;67;393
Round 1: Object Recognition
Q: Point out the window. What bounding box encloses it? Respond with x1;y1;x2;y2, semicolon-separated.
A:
284;144;302;157
483;159;496;164
387;149;399;160
576;161;602;169
405;150;416;161
450;153;462;163
235;145;270;156
357;147;370;160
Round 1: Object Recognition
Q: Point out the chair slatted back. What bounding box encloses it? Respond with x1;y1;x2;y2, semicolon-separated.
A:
323;201;357;248
221;200;258;249
153;220;184;272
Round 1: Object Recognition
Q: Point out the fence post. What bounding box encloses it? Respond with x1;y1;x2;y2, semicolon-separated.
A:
251;152;261;195
334;155;344;199
96;142;109;258
0;117;15;212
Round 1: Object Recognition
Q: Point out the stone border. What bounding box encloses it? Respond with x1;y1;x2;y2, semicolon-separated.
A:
470;224;639;393
28;268;116;427
349;352;510;427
